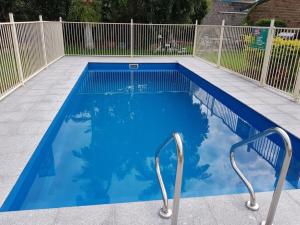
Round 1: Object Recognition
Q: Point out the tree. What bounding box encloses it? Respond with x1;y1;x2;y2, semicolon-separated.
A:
0;0;71;22
68;0;101;22
68;0;101;49
1;0;208;23
100;0;208;24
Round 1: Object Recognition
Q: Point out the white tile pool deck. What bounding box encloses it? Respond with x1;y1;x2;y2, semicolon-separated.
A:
0;56;300;225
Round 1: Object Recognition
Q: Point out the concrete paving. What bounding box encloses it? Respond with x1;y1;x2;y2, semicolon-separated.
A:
0;56;300;225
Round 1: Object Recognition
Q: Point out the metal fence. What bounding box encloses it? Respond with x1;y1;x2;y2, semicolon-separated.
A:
0;23;20;96
133;23;195;56
267;27;300;98
0;14;64;100
63;22;131;56
221;25;265;81
194;25;221;64
15;22;46;80
44;21;64;64
62;22;195;56
195;20;300;100
1;15;300;101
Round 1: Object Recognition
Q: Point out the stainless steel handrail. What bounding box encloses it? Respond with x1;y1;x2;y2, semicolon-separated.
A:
230;127;292;225
155;132;184;225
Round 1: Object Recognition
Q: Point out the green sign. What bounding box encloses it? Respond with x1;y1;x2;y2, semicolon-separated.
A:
251;28;268;50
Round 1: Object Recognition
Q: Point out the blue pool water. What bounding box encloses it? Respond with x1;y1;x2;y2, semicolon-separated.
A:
2;63;300;211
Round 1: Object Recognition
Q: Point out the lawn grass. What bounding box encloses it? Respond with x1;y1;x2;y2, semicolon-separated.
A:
65;45;193;56
200;49;264;78
0;51;20;95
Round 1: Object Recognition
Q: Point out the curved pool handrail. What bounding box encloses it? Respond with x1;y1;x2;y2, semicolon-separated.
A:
155;132;184;225
230;127;292;225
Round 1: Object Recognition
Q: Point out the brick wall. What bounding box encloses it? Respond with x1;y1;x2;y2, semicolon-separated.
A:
249;0;300;27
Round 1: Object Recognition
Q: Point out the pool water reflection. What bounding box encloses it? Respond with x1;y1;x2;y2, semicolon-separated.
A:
2;63;300;211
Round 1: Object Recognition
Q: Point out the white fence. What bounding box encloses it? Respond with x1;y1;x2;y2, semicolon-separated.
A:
194;21;300;100
1;15;300;101
0;23;20;95
62;22;195;56
44;21;64;64
63;22;131;56
133;23;195;56
0;14;64;99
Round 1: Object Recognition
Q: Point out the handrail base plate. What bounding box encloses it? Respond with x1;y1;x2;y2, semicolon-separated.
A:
159;208;172;219
246;200;259;211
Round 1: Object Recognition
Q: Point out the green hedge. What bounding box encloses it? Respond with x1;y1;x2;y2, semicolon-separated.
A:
254;18;287;27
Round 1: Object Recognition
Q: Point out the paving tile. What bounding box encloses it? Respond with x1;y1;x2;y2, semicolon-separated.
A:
0;134;40;155
0;122;19;136
0;208;58;225
114;200;169;225
254;191;300;225
23;110;57;122
17;121;50;135
31;101;64;111
0;151;32;177
0;112;26;123
55;205;115;225
0;175;19;206
204;194;260;225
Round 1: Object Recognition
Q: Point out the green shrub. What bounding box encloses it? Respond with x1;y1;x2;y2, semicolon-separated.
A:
266;37;300;91
254;18;287;27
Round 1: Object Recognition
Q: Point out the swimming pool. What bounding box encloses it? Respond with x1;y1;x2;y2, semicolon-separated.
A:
1;62;300;211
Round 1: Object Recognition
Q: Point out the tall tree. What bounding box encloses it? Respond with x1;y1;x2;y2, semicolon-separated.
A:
68;0;101;22
100;0;208;23
1;0;208;23
68;0;101;49
0;0;72;22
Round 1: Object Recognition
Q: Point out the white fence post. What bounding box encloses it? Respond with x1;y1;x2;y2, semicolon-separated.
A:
39;15;48;66
130;19;134;57
59;17;65;55
192;20;198;57
260;19;275;86
293;67;300;101
9;13;24;85
217;20;225;67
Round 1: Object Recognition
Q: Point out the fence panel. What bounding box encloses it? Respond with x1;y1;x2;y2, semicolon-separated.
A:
194;25;221;64
63;22;131;56
44;21;64;64
15;22;46;80
220;26;266;81
266;28;300;96
0;23;20;97
133;24;195;56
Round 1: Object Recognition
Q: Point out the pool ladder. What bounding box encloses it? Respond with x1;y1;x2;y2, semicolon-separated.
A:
230;127;292;225
155;132;184;225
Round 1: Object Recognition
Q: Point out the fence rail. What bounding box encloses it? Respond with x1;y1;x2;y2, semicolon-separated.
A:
44;21;64;64
15;21;46;80
63;22;131;56
0;14;64;100
267;28;300;96
133;24;195;56
0;23;20;96
1;15;300;101
194;21;300;100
